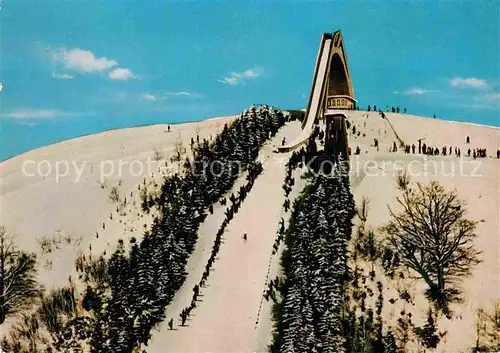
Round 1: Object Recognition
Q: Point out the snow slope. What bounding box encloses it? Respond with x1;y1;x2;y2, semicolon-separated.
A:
1;111;498;352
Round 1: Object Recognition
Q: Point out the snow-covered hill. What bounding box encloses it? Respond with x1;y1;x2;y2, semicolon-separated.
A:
1;111;498;352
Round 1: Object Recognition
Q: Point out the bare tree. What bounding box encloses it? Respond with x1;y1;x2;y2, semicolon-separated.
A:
171;132;185;163
38;285;78;334
487;301;500;350
195;125;201;142
475;301;500;352
3;312;44;352
395;169;410;191
381;180;481;311
153;147;164;161
356;196;370;223
0;226;39;324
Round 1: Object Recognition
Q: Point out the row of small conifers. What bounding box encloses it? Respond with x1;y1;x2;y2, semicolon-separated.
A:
269;149;403;352
79;106;288;352
177;161;264;327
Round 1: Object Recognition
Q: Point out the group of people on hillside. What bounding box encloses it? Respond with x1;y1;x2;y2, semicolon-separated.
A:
469;148;488;159
264;277;280;302
464;136;494;159
389;135;497;160
177;285;200;327
397;141;463;158
366;105;407;114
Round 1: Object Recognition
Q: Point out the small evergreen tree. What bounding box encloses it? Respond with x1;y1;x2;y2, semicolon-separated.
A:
421;308;440;348
383;331;397;353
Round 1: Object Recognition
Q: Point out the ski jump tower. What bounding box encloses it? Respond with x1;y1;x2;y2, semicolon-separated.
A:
279;30;355;160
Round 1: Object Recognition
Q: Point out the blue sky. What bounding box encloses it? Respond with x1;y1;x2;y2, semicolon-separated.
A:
1;1;499;160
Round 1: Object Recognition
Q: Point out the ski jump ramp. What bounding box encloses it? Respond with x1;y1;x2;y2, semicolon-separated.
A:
279;30;356;152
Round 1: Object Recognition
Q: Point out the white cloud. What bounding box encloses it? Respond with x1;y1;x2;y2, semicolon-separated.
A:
108;68;137;81
52;73;74;80
163;91;196;98
484;93;500;100
0;82;3;92
16;120;37;127
399;87;437;95
2;108;74;119
218;68;261;85
242;69;258;78
219;76;238;85
142;93;157;101
443;91;500;111
52;48;117;72
138;91;200;102
168;91;192;96
449;77;487;89
454;101;499;110
157;91;202;99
